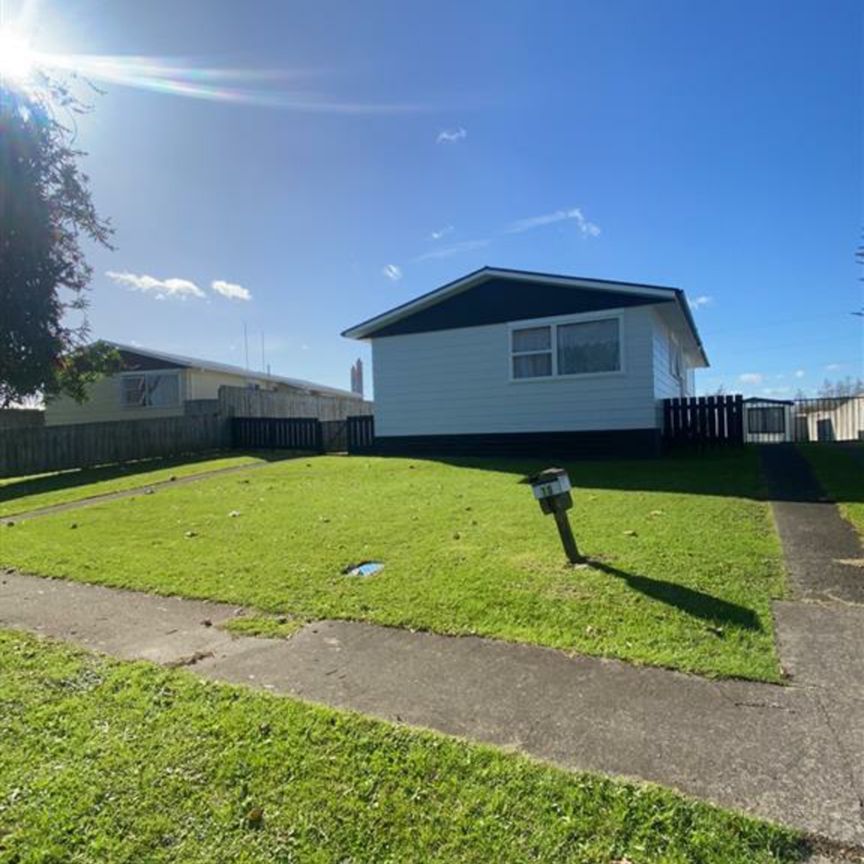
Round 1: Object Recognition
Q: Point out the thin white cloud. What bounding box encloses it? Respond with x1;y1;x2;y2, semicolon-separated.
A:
794;369;806;379
505;207;601;238
430;225;454;241
211;279;252;301
415;238;491;262
382;264;403;282
436;127;467;143
106;270;204;299
688;295;713;310
762;386;791;397
739;372;763;385
825;362;845;372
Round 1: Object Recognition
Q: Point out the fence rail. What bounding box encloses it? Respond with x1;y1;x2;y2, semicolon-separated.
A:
230;417;323;452
662;395;744;446
0;414;227;477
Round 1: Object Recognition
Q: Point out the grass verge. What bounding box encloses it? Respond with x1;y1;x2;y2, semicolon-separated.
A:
0;629;807;863
0;451;787;680
222;614;306;639
799;444;864;535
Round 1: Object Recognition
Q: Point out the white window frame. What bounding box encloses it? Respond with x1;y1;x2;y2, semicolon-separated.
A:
508;311;625;383
669;334;684;382
119;370;182;409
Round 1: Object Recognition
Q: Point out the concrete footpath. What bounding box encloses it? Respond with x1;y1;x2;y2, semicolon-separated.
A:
760;444;864;604
1;569;863;850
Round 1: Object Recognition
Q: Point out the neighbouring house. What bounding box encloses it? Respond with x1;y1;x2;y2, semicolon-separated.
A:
742;395;864;444
44;342;363;426
343;266;708;457
794;395;864;442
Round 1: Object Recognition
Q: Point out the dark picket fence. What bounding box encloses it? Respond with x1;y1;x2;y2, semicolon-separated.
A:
347;415;376;454
662;395;744;446
231;417;323;452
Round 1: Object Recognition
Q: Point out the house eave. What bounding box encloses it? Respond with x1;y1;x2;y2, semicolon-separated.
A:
342;266;709;367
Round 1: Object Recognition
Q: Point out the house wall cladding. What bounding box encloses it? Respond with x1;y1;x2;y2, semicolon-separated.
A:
44;371;189;426
371;305;657;438
0;414;228;477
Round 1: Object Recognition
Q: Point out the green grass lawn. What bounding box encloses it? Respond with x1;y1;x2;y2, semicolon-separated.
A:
800;443;864;535
0;629;806;863
0;452;274;518
0;450;787;680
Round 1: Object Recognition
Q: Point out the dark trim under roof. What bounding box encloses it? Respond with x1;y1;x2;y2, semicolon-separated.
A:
743;397;794;405
342;266;708;366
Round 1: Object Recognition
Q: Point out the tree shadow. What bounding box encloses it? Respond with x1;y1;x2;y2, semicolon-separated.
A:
0;449;295;505
586;558;762;632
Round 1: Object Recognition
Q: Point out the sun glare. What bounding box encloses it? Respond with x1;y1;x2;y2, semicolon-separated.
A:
0;28;36;82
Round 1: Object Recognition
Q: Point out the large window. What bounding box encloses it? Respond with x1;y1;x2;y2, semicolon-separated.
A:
511;317;621;380
121;372;181;409
747;406;786;435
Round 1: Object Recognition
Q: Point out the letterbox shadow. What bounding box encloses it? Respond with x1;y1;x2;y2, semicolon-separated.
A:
586;559;762;632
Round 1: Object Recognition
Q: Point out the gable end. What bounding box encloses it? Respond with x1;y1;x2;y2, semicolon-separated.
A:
363;276;671;338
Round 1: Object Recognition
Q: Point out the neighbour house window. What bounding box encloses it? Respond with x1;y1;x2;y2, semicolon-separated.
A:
511;317;621;380
120;372;180;409
748;406;786;435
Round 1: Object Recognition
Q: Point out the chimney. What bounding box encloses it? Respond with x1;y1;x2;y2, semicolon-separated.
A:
350;358;364;398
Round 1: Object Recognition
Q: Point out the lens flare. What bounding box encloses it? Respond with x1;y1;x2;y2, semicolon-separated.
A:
0;28;36;82
0;22;422;114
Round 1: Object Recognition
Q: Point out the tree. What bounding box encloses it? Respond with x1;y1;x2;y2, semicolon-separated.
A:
817;376;864;398
0;74;117;408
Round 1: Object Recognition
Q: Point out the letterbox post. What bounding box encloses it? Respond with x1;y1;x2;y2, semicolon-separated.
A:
528;467;583;565
552;506;581;564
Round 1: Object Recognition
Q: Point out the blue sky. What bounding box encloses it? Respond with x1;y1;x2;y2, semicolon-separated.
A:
7;0;862;396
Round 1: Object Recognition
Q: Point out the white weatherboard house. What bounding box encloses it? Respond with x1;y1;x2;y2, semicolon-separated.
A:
343;267;708;458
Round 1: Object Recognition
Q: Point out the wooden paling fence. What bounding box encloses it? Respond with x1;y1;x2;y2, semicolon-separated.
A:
218;386;373;422
0;415;228;477
662;395;744;446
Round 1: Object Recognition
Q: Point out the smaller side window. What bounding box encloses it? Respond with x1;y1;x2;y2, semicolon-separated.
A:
512;326;552;379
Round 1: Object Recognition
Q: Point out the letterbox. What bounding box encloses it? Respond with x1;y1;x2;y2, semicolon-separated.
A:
529;467;573;515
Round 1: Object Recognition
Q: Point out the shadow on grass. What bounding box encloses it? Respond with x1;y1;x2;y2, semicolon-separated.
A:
363;444;864;503
587;559;762;632
0;450;297;505
369;449;772;501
